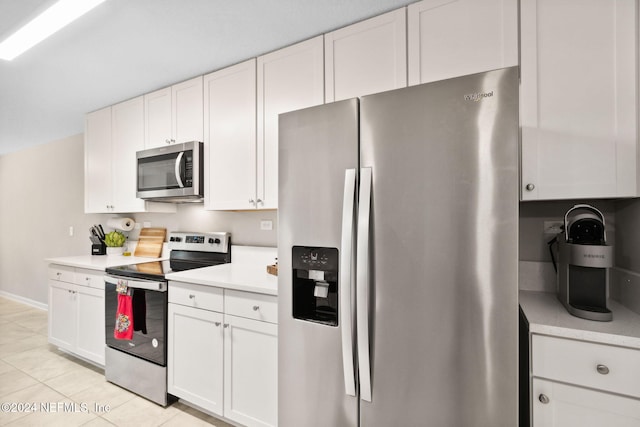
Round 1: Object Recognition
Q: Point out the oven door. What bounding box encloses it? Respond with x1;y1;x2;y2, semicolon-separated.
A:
105;275;168;366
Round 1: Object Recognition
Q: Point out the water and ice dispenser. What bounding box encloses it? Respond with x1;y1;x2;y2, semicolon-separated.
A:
291;246;339;326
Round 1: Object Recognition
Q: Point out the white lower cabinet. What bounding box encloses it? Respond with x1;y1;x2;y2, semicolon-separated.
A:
48;266;105;366
224;314;278;427
532;378;640;427
168;303;224;413
530;334;640;427
168;281;277;427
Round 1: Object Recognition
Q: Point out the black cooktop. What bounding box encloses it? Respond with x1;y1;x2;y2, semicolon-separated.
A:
105;248;232;281
105;261;172;281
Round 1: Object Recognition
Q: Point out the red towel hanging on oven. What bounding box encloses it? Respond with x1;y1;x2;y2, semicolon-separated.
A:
114;293;133;340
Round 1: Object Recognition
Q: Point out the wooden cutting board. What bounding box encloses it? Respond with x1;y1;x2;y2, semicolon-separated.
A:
134;228;166;258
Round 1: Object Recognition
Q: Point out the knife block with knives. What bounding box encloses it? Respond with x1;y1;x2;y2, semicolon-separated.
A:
90;224;107;255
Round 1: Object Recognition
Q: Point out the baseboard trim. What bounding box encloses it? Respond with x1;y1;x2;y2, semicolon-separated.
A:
0;290;47;311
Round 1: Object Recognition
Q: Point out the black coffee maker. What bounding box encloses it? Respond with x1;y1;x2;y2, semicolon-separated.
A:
554;204;613;321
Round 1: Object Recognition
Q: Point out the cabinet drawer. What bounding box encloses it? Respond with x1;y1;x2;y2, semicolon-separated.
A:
532;334;640;399
168;281;223;312
224;290;277;324
74;268;104;290
48;265;75;283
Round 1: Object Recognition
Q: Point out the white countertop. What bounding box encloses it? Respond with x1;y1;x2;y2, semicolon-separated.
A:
46;245;278;296
45;254;166;271
520;290;640;350
166;246;278;296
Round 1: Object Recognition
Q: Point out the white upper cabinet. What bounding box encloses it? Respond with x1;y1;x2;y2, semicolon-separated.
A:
85;106;112;213
407;0;518;85
144;76;203;149
111;96;146;213
172;77;204;145
204;59;257;211
257;36;325;210
85;98;176;214
520;0;637;200
325;9;407;102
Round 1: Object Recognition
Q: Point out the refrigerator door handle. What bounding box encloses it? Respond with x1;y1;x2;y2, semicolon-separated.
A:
340;169;357;396
357;167;373;402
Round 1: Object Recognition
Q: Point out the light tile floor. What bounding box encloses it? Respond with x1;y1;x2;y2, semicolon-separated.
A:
0;296;235;427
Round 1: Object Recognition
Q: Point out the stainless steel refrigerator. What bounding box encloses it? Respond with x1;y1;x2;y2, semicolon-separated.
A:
278;67;519;427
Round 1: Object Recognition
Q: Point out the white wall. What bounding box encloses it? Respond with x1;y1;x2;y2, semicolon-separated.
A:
0;135;277;306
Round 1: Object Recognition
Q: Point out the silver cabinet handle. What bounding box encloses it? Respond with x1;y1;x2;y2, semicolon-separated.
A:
188;294;195;299
596;364;610;375
56;272;61;277
223;323;229;328
165;139;171;145
248;198;255;205
256;198;263;205
252;305;260;311
539;394;550;404
525;183;535;191
214;322;221;327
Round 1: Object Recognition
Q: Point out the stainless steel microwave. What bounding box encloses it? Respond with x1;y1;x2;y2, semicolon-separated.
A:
136;141;204;202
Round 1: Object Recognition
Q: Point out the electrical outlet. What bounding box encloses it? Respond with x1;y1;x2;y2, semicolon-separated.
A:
543;220;563;235
260;220;273;231
69;226;74;237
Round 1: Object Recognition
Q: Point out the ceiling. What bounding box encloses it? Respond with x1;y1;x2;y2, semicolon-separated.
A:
0;0;414;156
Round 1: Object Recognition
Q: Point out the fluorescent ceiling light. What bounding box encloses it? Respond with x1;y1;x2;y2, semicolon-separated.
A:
0;0;108;61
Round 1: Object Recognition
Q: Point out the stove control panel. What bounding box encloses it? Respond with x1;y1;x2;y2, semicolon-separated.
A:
168;231;230;253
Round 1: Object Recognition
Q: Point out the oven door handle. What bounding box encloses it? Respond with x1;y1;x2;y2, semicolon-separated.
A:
105;275;167;292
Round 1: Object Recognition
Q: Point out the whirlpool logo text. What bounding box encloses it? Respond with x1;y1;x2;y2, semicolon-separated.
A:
464;91;494;101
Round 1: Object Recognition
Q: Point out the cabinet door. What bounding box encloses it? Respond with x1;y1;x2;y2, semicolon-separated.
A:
533;378;640;427
168;304;224;415
325;9;407;102
224;315;278;427
111;96;146;213
172;76;204;144
204;60;257;210
407;0;518;85
257;36;324;210
75;285;105;366
84;106;113;213
144;87;172;149
520;0;637;200
48;280;76;351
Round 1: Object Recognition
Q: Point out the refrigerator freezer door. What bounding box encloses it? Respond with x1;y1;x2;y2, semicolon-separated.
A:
278;99;359;427
359;67;519;426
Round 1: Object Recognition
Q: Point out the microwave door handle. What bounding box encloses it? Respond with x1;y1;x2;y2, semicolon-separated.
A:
175;152;185;188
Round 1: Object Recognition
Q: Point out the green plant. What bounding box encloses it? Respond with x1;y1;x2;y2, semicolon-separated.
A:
104;231;126;247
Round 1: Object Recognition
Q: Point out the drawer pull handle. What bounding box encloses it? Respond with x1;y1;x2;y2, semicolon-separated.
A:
214;322;221;327
596;364;610;375
188;294;195;299
538;394;549;404
253;305;260;311
223;323;229;328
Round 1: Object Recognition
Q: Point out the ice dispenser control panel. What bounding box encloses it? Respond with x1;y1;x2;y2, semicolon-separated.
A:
292;246;338;326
